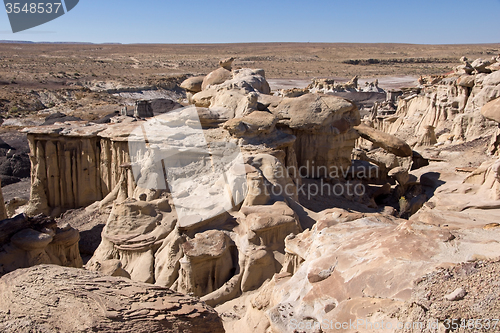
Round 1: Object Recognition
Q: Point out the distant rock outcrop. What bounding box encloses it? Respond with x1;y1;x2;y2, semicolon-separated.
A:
369;57;500;147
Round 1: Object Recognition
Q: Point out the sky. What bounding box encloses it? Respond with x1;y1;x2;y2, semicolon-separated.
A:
0;0;499;44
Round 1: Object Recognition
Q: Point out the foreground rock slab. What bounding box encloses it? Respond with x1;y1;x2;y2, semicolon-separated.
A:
0;265;225;333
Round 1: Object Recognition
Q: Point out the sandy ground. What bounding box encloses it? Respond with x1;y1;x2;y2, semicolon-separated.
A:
1;178;30;202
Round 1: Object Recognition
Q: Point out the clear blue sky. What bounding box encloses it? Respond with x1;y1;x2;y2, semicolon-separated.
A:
1;0;499;44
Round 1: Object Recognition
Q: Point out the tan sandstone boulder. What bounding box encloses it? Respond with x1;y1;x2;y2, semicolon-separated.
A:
180;76;205;93
481;97;500;123
202;67;232;90
272;94;357;131
354;123;413;157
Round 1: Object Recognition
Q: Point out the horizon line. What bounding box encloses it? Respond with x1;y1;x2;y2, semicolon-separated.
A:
1;40;500;46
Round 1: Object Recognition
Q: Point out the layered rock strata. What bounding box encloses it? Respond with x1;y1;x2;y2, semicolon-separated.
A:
0;265;225;333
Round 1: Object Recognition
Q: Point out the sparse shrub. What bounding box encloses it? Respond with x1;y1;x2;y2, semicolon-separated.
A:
399;196;408;217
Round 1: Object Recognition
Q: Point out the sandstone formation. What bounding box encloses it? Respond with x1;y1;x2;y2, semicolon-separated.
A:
218;205;500;332
180;75;205;94
369;57;500;146
23;66;360;216
0;214;82;276
219;57;235;70
481;96;500;123
354;123;412;157
0;265;225;333
202;67;232;91
18;66;364;313
15;58;500;333
417;125;438;147
22;123;127;216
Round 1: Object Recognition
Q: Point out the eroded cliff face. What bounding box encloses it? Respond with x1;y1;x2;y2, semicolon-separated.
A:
23;66;360;217
24;124;133;216
17;62;500;333
16;67;363;312
373;69;500;146
85;147;305;308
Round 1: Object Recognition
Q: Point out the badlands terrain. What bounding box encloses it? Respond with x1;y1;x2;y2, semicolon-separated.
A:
0;42;499;332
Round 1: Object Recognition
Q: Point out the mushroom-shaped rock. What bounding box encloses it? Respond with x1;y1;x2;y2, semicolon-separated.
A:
179;230;235;297
273;94;358;131
354;123;413;157
11;228;53;251
180;76;205;93
481;97;500;123
457;75;475;88
223;111;277;138
51;223;80;247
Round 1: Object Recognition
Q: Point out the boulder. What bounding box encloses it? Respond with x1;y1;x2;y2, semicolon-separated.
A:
481;97;500;123
354;123;413;157
457;74;475;88
180;76;205;93
223;111;277;138
272;94;357;131
471;58;492;74
230;68;271;94
0;265;225;333
211;89;258;118
487;62;500;72
201;67;231;90
219;57;235;70
192;89;216;107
